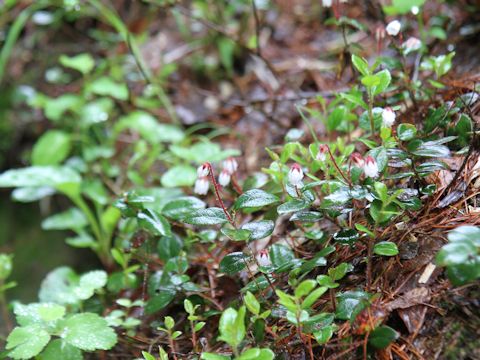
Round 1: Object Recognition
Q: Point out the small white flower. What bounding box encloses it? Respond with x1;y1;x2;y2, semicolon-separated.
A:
386;20;401;36
322;0;332;7
257;249;271;267
351;152;364;168
223;157;238;174
402;37;422;53
288;163;304;186
197;163;210;178
218;170;231;187
194;177;209;195
316;144;329;162
363;156;379;178
382;107;396;127
411;6;419;15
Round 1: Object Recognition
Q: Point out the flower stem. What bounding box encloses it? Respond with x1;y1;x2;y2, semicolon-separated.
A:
206;162;236;228
327;147;352;187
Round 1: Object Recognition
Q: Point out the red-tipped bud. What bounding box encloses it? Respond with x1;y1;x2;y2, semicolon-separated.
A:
288;163;304;186
363;156;379;178
351;152;365;168
197;163;210;178
316;144;329;162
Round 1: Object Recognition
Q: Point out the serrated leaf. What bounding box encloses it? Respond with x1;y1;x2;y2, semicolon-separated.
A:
234;189;279;209
60;313;117;351
6;325;50;359
39;339;82;360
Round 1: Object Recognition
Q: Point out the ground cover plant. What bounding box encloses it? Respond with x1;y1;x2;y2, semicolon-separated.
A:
0;0;479;359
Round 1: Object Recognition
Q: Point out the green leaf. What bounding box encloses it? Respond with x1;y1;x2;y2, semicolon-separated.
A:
183;208;228;225
221;228;252;241
313;325;335;345
170;141;239;163
328;263;348;281
13;303;64;326
301;286;328;309
237;348;275;360
162;196;205;220
146;290;176;314
41;207;87;231
289;211;322;222
369;325;399;349
244;291;260;315
161;165;197;188
397;124;417;141
138;209;171;237
219;252;249;275
60;313;117;351
218;307;246;349
412;142;450;158
115;111;184;144
436;241;476;266
448;225;480;246
11;186;56;203
373;241;399;256
157;235;183;261
333;229;359;245
39;339;82;360
32;130;71;166
6;325;50;359
327;106;347;131
39;267;79;305
74;270;108;300
351;54;370;76
89;76;128;100
240;221;274;240
269;244;295;268
234;189;279;209
277;199;310;214
372;69;391;96
201;353;231;360
383;0;425;14
295;279;317;298
336;290;370;321
0;166;81;194
59;53;95;74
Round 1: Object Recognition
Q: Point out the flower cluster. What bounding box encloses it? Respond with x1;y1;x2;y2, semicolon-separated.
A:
351;153;379;178
193;158;239;195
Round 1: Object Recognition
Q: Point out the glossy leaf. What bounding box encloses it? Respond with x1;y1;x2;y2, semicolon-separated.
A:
235;189;279;209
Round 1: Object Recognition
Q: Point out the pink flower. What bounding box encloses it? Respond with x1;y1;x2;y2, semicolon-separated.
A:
197;163;210;178
223;157;238;174
218;170;231;187
351;152;365;168
363;156;379;178
257;249;271;267
316;144;329;162
194;177;209;195
288;163;304;186
382;107;396;127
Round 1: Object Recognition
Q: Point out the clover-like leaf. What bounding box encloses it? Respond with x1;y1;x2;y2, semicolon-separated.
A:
60;313;117;351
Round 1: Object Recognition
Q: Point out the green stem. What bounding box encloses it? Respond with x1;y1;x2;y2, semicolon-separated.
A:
368;90;375;135
70;195;110;264
0;284;12;333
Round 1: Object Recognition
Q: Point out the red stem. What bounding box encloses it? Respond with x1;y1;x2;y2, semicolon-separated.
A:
206;162;236;228
327;147;352;187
